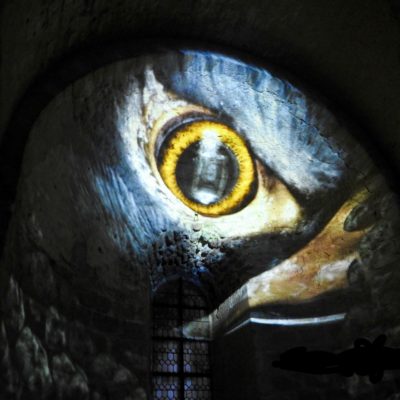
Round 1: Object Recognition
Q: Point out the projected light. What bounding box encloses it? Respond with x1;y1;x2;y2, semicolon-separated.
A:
17;46;398;339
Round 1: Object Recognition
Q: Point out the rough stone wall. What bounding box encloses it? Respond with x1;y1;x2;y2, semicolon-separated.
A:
0;271;148;400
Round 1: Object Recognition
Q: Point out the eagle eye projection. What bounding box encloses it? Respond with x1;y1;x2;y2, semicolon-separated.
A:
11;47;398;314
156;119;256;216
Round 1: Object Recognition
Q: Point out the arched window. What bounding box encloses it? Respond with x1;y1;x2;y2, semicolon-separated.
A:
152;278;212;399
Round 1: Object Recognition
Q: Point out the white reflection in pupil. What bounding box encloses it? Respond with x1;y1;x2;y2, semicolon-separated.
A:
175;132;239;205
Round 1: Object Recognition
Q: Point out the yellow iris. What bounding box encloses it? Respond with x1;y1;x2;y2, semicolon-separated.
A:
159;120;255;217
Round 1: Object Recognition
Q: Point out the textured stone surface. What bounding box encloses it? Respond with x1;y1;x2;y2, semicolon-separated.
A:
3;277;25;339
0;264;147;400
68;321;96;361
45;307;66;351
15;327;52;396
29;252;58;303
0;268;146;399
51;353;89;400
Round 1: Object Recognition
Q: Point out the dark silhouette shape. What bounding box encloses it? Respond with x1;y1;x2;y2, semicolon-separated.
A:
272;335;400;383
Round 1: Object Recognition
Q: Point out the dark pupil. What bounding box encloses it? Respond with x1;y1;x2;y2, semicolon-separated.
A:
175;139;239;205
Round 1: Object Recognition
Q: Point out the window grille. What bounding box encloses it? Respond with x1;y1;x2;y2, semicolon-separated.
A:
152;279;212;399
